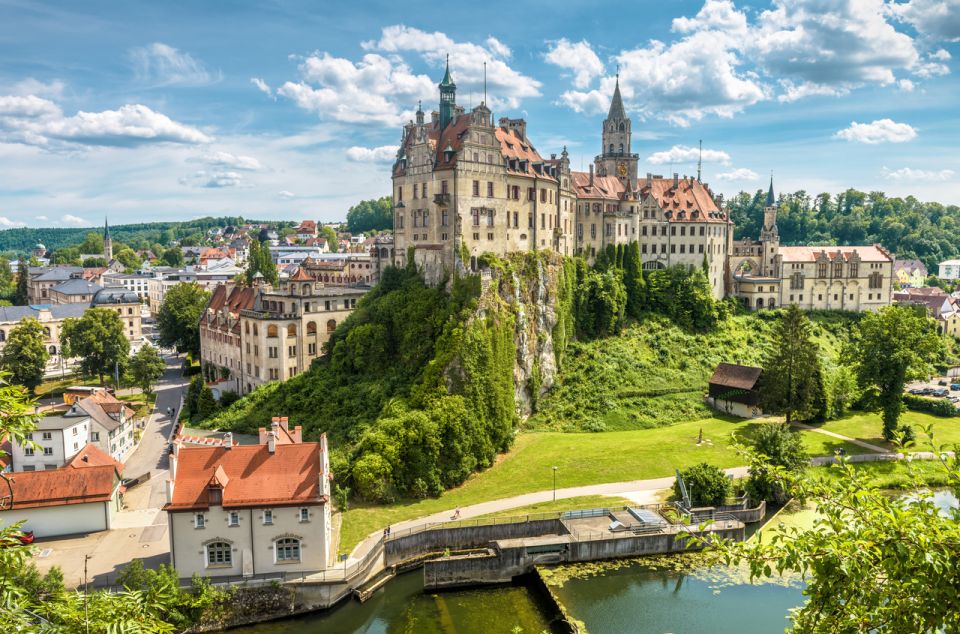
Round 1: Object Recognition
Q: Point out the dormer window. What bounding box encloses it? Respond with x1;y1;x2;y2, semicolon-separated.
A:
208;487;222;505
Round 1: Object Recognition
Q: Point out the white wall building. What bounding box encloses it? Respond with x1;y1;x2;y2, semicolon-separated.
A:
10;414;90;471
939;259;960;280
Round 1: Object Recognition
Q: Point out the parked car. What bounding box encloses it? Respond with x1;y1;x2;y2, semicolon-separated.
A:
934;388;950;397
938;379;949;386
909;388;924;395
949;396;960;403
921;387;936;395
950;384;960;391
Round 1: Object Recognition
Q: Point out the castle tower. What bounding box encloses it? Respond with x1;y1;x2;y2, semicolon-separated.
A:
103;217;113;261
596;75;637;188
439;55;456;131
759;176;779;276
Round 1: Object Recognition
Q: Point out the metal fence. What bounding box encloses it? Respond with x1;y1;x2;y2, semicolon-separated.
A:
384;511;564;541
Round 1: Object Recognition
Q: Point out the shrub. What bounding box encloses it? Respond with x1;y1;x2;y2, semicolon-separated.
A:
674;462;730;506
903;394;958;418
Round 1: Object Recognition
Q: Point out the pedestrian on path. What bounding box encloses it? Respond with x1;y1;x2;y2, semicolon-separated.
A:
451;508;461;520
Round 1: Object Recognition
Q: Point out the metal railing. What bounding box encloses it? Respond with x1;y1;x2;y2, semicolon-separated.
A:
385;511;563;541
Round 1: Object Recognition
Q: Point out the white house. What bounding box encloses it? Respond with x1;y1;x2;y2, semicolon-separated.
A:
164;419;332;579
0;444;123;538
65;393;137;464
10;414;90;471
939;259;960;280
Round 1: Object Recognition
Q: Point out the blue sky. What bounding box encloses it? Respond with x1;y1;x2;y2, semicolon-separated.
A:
1;0;958;228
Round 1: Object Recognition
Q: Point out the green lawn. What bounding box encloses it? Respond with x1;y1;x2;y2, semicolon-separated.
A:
808;458;952;489
339;416;760;553
35;374;100;398
809;411;960;452
472;495;637;521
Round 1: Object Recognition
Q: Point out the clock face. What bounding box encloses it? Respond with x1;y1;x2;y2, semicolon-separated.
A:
617;162;627;177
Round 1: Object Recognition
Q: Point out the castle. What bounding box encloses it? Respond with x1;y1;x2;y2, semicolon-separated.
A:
390;61;893;310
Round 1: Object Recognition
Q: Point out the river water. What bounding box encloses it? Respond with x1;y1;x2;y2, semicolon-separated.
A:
234;490;957;634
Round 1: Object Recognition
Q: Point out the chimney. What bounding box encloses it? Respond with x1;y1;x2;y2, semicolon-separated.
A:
589;164;594;187
267;431;276;454
673;173;679;188
646;172;652;187
223;432;233;448
165;479;175;504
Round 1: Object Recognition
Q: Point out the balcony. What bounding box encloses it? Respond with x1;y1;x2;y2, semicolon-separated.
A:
433;193;451;206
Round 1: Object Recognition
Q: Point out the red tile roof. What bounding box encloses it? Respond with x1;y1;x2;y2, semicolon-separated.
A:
9;464;119;509
288;267;313;282
640;177;722;219
67;443;124;474
165;442;325;511
571;172;627;201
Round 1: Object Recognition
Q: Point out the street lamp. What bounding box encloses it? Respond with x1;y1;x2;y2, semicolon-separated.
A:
552;466;558;502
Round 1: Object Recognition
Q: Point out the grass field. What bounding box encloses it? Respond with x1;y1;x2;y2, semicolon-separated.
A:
808;411;960;452
471;495;637;521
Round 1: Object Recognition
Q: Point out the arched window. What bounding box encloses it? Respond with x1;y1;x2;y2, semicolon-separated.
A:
756;298;764;309
618;143;624;153
608;144;614;154
380;247;388;258
619;122;625;132
244;322;250;334
307;321;317;335
275;537;300;562
286;324;296;337
0;330;5;342
302;283;311;295
206;541;232;566
49;345;57;355
267;324;278;338
768;299;776;308
326;319;336;332
253;324;258;336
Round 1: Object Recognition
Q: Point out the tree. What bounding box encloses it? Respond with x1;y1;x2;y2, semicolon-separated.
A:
623;241;646;318
245;239;277;286
0;257;13;300
744;422;807;503
61;308;129;384
320;225;339;251
712;441;960;632
13;256;28;305
114;247;140;271
850;305;943;440
193;384;219;421
50;246;80;265
674;462;730;506
79;231;104;255
157;283;210;356
129;344;165;396
759;305;824;422
82;256;108;268
185;375;204;418
0;317;49;391
162;248;184;267
575;269;626;338
346;196;393;234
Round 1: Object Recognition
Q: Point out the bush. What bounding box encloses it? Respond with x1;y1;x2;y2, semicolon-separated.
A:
674;462;730;506
746;422;807;503
903;394;958;418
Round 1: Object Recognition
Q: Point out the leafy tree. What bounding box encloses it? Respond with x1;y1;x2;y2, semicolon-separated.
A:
0;257;13;300
13;255;28;305
0;317;49;391
674;462;730;506
623;241;645;318
712;441;960;632
61;307;130;384
129;344;165;396
645;265;719;331
759;305;824;422
162;248;184;267
245;239;278;285
79;231;104;255
82;256;108;267
320;225;339;251
50;246;81;265
157;282;210;356
194;384;219;421
346;196;393;234
744;422;807;503
575;269;626;338
185;374;204;418
114;246;140;270
849;305;943;440
826;364;860;419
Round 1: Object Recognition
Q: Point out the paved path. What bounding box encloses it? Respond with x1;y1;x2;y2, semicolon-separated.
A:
790;421;890;453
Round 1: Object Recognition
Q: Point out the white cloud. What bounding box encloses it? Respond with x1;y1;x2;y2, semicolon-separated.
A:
0;216;26;227
61;214;86;225
251;77;274;99
129;42;215;86
35;215;48;221
179;170;245;188
544;39;604;89
346;145;399;162
10;78;65;99
194;151;262;171
716;167;760;181
647;144;731;165
898;78;916;90
882;166;955;181
835;118;918;143
777;80;849;103
0;94;212;149
278;190;296;199
672;0;748;35
888;0;960;41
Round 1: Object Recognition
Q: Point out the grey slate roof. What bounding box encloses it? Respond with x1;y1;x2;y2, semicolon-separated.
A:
92;287;140;304
34;266;83;282
51;279;102;296
0;304;89;323
35;414;91;431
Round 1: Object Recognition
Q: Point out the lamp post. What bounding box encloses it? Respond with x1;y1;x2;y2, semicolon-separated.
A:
84;554;91;634
552;466;558;502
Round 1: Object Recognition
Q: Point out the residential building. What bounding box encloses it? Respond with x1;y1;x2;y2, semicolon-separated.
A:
48;278;103;304
893;259;928;288
64;392;138;463
102;272;153;302
0;444;124;538
10;413;91;471
894;287;960;337
199;284;258;395
938;259;960;280
295;220;317;240
164;421;332;579
0;303;88;358
92;287;143;341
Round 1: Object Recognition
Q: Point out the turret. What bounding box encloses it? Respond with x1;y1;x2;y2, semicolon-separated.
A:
760;175;779;242
439;55;456;132
103;217;113;261
597;74;637;188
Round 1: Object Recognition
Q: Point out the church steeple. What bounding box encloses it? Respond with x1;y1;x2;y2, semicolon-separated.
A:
597;73;637;187
438;55;456;131
103;216;113;261
766;175;776;208
760;174;779;244
608;74;626;121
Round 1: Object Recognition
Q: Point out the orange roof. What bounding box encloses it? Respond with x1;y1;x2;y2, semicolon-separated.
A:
288;267;313;282
778;246;893;263
640;177;723;219
165;442;325;511
67;443;124;474
571;172;627;201
9;464;118;509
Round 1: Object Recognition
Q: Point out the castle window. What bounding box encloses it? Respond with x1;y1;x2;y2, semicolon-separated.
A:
513;211;519;228
398;186;403;201
818;262;828;278
618;143;623;153
206;542;231;566
834;262;843;278
487;182;494;198
487;209;494;227
472;209;480;226
442;211;449;227
850;263;859;278
609;144;614;153
790;273;804;290
869;272;882;289
473;180;480;196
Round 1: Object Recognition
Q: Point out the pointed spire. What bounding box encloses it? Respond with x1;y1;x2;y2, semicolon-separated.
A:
440;54;455;88
607;73;626;121
766;174;775;207
104;216;111;240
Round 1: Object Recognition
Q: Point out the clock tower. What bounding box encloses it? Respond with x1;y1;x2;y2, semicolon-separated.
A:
596;75;638;189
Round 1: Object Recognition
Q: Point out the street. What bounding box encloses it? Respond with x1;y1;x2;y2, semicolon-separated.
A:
31;351;189;588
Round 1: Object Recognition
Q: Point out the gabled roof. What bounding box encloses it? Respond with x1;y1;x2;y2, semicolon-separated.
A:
8;463;119;509
571;172;627;201
33;266;83;282
641;176;722;219
51;278;102;296
69;394;134;433
92;287;140;304
67;443;124;474
709;363;762;391
165;442;325;511
779;246;892;263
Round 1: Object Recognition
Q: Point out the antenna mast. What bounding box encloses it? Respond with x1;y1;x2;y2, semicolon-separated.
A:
697;139;702;182
483;61;487;105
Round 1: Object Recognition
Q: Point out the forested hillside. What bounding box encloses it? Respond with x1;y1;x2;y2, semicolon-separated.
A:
727;188;960;270
0;216;275;255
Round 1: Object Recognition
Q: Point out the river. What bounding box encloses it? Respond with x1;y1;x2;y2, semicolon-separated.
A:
234;490;957;633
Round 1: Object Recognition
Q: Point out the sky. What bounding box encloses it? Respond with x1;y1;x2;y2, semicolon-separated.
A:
1;0;959;229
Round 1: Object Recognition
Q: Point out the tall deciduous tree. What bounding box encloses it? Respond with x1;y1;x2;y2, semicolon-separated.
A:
0;318;49;391
346;196;392;234
320;225;339;252
61;308;130;385
851;304;943;440
129;344;165;396
157;282;210;357
244;240;277;286
13;256;28;306
759;305;824;422
161;248;184;267
623;241;646;318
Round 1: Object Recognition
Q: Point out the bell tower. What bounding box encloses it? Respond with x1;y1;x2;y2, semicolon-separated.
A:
439;55;456;131
759;176;779;276
596;75;638;189
103;217;113;261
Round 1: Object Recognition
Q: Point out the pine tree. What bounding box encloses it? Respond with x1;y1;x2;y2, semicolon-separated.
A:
13;256;28;306
194;384;219;422
759;305;824;422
